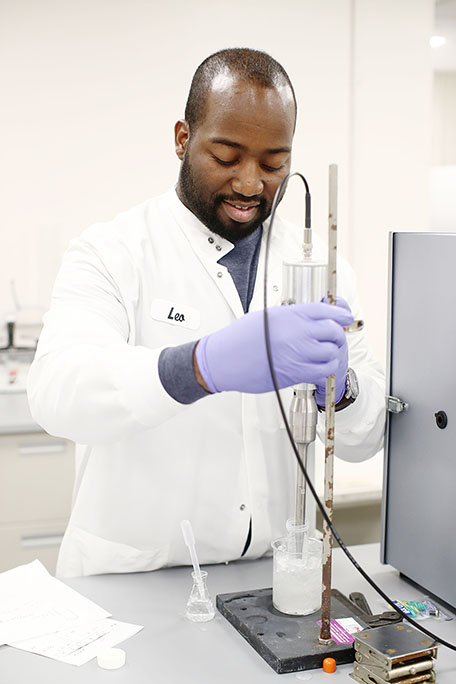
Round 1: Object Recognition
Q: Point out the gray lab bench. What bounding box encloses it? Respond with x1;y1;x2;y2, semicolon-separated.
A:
1;544;456;682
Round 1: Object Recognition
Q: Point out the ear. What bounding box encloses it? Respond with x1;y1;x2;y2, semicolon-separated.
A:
174;120;190;161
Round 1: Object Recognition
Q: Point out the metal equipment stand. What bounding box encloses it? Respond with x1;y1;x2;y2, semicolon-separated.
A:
217;166;373;673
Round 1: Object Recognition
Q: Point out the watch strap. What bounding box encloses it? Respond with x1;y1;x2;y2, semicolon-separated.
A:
317;368;359;413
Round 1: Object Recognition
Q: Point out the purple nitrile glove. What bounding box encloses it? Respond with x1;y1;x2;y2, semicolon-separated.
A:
314;296;352;406
323;296;351;313
195;302;353;395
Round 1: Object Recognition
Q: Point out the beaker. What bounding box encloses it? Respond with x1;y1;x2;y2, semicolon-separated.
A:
271;535;322;616
185;570;215;622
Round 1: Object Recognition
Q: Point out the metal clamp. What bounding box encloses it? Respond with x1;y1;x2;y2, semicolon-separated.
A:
386;396;408;414
348;592;402;628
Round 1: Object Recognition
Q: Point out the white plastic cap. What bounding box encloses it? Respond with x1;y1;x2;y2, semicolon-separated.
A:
97;647;126;669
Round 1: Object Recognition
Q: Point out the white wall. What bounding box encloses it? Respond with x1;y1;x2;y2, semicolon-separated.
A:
433;71;456;164
430;165;456;228
350;0;433;367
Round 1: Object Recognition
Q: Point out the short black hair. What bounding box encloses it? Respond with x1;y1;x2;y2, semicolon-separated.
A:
184;47;297;131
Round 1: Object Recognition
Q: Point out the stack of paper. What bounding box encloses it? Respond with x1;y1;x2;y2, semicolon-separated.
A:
0;560;143;666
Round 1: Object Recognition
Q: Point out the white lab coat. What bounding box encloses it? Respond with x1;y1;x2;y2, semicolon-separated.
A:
27;188;385;577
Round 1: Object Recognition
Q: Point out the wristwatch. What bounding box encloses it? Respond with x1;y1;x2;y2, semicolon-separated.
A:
317;367;359;412
335;367;359;412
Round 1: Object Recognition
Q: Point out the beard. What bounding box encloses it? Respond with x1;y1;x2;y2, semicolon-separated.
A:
178;152;271;242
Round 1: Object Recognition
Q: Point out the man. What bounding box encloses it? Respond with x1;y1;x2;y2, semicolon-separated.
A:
27;48;385;578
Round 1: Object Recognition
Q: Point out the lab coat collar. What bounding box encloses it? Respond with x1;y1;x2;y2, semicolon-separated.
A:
167;184;288;243
166;187;287;315
166;188;243;317
167;187;235;260
167;186;288;261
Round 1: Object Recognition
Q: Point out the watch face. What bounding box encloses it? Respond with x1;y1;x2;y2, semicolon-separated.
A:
347;368;359;399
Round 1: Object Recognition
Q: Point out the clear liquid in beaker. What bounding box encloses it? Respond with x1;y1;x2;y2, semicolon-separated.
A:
185;570;215;622
271;536;322;616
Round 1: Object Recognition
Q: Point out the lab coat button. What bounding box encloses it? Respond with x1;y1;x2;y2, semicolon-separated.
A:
216;245;222;251
217;271;223;278
240;504;246;511
208;237;214;244
273;285;279;292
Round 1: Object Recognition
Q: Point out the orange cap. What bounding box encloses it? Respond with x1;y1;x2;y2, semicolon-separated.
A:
322;657;337;673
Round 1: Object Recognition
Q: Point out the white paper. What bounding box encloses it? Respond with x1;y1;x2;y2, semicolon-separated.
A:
335;617;364;634
10;618;143;666
0;560;110;645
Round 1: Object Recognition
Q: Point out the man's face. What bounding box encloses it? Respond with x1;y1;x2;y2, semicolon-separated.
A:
175;76;295;241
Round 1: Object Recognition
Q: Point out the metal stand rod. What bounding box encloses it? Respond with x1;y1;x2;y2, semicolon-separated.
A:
319;164;338;644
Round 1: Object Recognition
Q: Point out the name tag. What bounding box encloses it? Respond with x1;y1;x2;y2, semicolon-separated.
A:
150;299;200;330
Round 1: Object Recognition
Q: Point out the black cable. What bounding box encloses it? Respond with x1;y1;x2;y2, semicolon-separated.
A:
263;172;456;652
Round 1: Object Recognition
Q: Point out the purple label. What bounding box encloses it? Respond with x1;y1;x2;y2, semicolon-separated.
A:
317;619;355;644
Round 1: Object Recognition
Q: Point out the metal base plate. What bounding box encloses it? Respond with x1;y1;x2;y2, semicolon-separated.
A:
216;587;368;674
